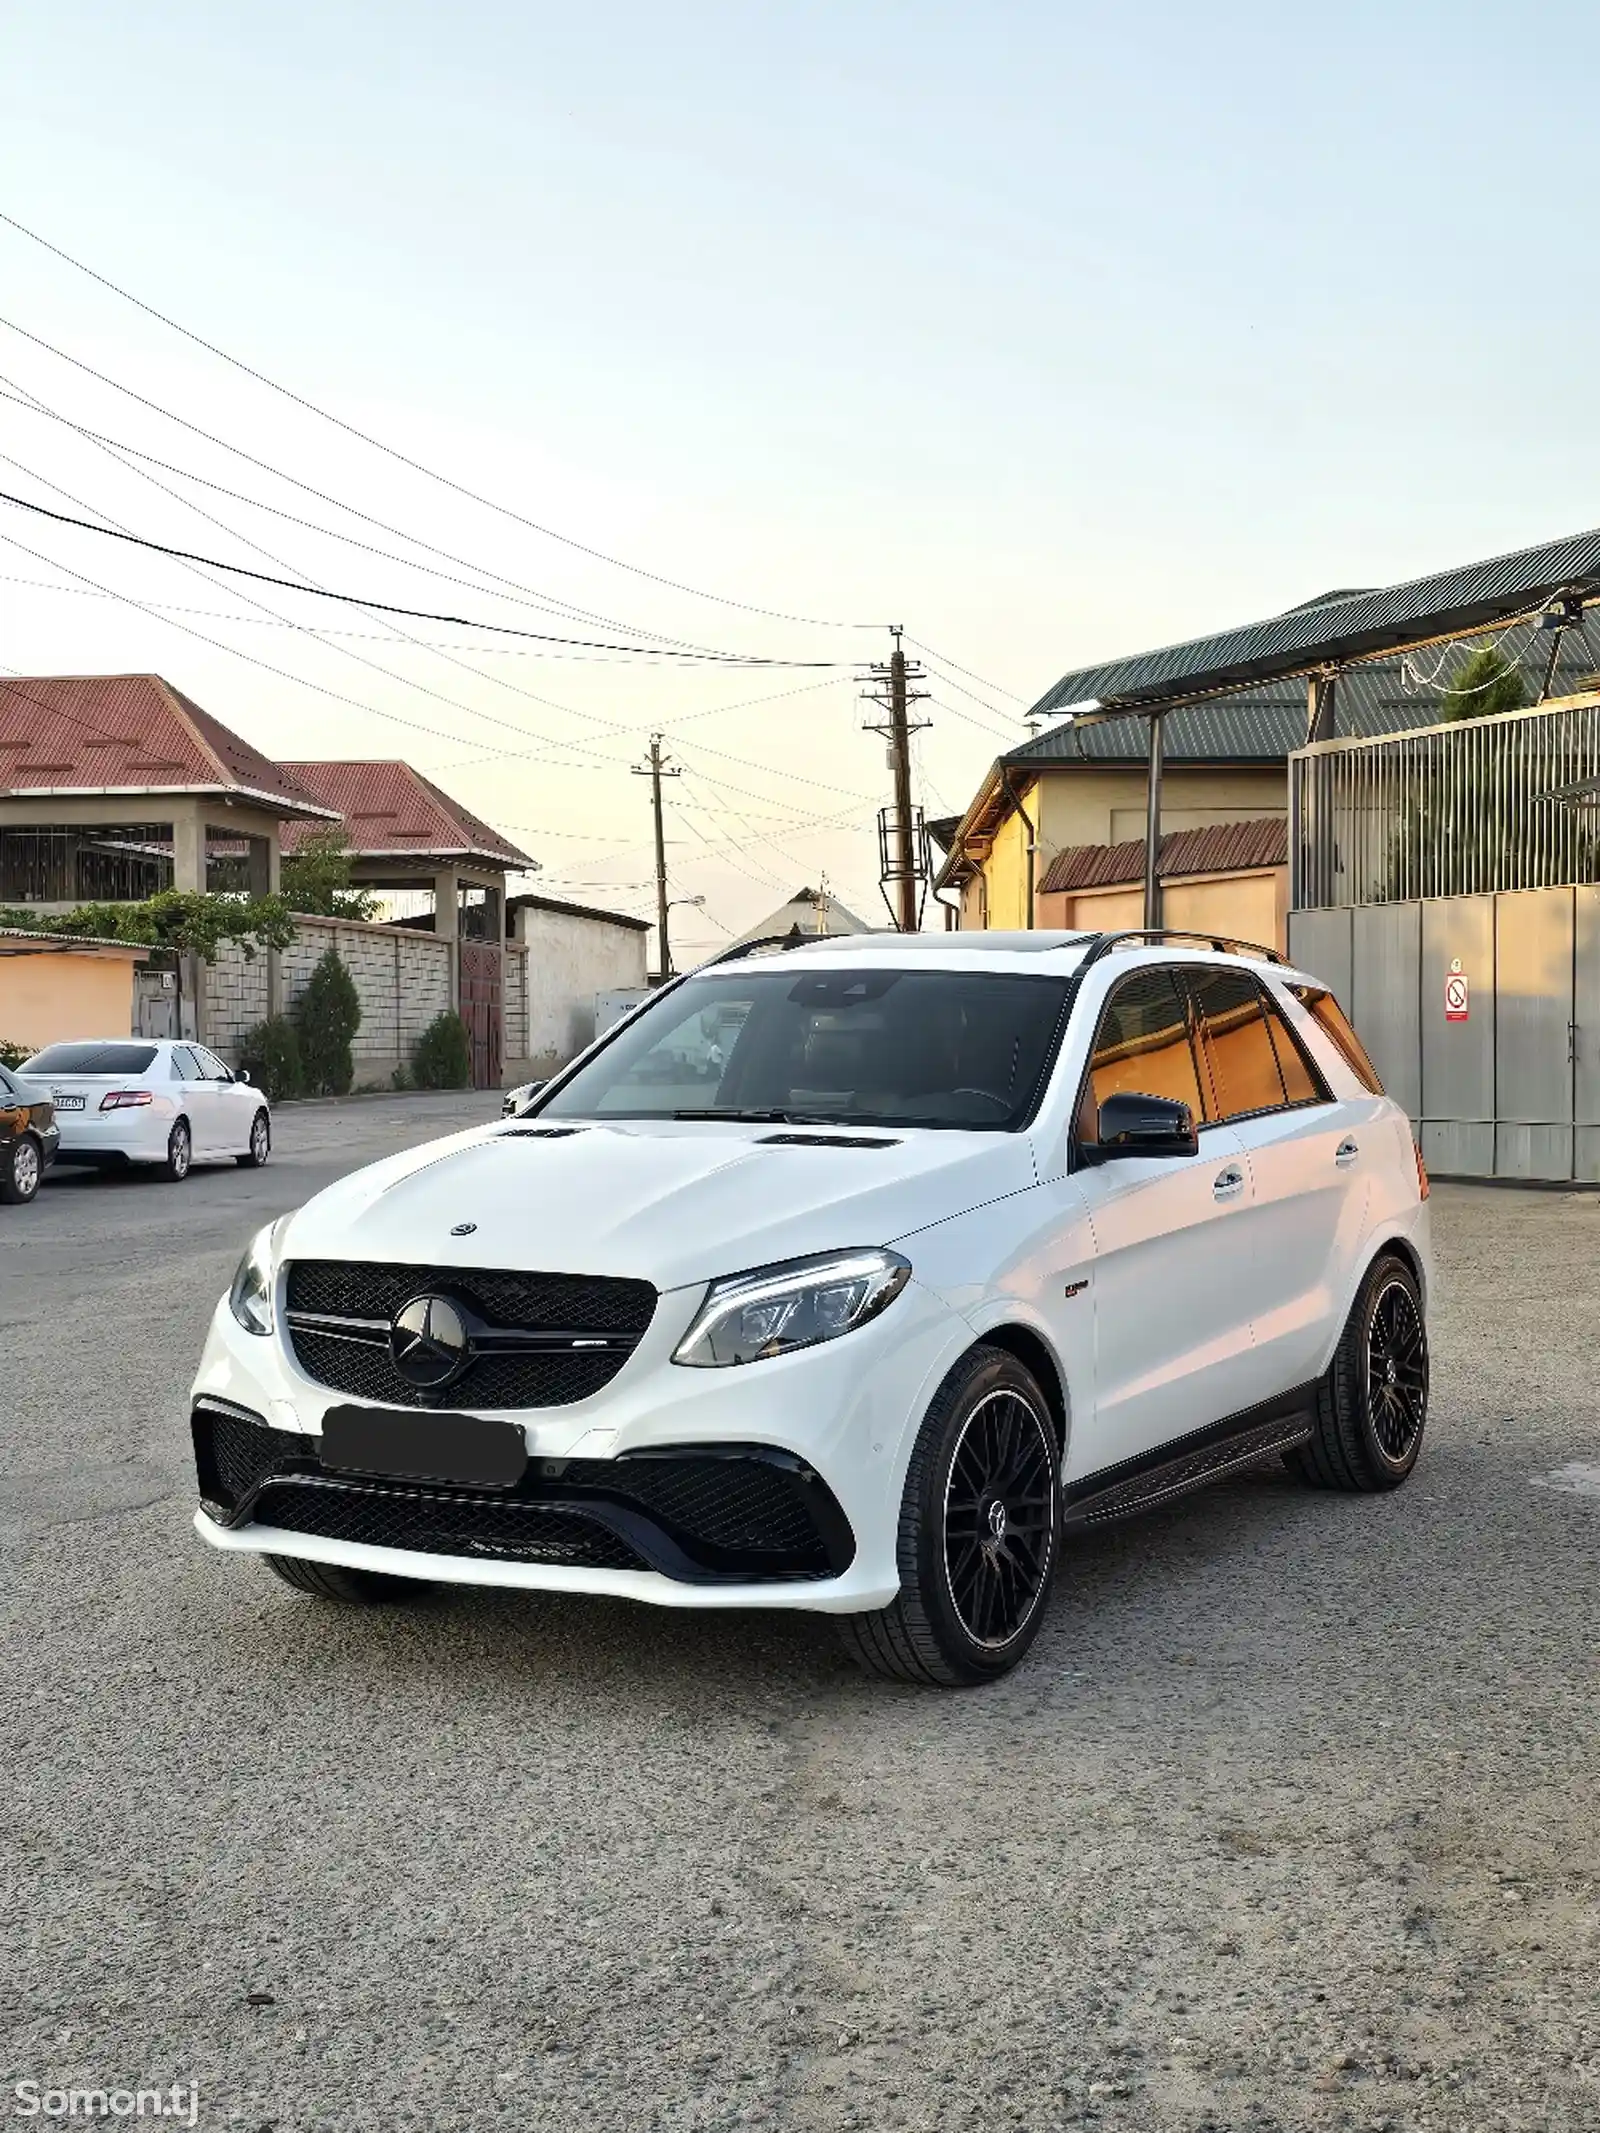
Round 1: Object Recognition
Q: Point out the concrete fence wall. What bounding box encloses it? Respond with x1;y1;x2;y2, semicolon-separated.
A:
204;916;453;1086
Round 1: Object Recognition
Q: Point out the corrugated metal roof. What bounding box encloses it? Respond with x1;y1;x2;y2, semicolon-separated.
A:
1028;523;1600;717
0;674;336;816
1009;629;1600;764
280;761;532;869
1039;818;1287;895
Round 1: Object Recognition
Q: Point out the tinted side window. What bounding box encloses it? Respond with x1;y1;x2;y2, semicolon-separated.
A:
1289;985;1385;1094
1261;992;1328;1105
172;1046;201;1081
195;1047;231;1081
1079;968;1204;1141
1186;968;1286;1122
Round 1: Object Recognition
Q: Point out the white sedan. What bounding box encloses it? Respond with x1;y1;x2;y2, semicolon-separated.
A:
18;1038;271;1181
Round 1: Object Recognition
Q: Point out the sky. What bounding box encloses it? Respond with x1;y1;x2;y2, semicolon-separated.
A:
2;0;1596;952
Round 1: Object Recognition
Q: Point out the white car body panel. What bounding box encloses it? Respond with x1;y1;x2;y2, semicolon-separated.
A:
188;936;1432;1613
19;1038;267;1167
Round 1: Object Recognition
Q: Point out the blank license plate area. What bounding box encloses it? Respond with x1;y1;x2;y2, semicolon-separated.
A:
320;1406;527;1489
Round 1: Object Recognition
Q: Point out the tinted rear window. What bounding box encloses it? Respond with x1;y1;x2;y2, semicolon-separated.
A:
23;1043;159;1076
1289;986;1385;1094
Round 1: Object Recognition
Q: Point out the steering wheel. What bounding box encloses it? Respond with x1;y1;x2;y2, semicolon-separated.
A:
952;1087;1010;1113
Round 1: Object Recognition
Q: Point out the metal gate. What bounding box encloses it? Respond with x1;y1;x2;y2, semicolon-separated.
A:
1288;887;1596;1181
457;941;503;1091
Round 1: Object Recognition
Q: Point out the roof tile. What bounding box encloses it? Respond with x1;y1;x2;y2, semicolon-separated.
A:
1038;818;1287;895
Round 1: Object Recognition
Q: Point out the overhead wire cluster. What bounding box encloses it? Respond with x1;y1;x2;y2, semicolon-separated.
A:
0;212;1025;928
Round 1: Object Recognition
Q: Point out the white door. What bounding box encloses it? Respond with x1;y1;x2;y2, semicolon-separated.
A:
171;1045;218;1154
195;1046;251;1153
1184;968;1364;1398
1052;965;1268;1485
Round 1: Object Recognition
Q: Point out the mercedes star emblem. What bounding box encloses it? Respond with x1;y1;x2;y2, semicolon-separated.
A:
390;1294;471;1389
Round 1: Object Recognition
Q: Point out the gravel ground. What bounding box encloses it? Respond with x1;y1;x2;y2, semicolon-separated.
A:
2;1119;1596;2133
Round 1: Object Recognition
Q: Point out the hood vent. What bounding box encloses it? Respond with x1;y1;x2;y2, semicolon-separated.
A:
499;1126;588;1140
758;1132;899;1151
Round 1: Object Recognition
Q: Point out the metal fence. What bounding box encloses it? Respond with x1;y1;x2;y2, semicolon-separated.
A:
1290;696;1600;910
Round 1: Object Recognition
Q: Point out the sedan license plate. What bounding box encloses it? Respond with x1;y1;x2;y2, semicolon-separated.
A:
52;1094;86;1111
320;1406;527;1489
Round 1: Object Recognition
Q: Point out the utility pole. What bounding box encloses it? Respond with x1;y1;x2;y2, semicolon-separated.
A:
632;734;681;978
860;627;930;931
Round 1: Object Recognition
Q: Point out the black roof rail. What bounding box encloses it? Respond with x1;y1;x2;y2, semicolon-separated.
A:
1076;927;1285;971
699;928;813;968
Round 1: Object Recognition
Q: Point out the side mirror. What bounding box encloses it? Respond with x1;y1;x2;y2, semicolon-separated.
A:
236;1068;250;1084
1083;1090;1198;1163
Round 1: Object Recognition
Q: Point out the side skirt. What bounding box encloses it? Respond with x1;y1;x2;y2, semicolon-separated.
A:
1062;1383;1318;1531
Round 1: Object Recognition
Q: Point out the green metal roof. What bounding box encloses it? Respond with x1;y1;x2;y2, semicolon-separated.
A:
1027;523;1600;719
1009;619;1600;765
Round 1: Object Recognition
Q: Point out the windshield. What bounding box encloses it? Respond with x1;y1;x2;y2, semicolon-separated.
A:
23;1042;159;1076
540;967;1072;1131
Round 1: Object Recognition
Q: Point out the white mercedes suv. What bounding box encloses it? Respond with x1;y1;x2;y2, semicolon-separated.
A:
189;929;1431;1686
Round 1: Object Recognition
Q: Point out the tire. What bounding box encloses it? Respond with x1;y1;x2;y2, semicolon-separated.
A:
161;1118;192;1182
236;1109;271;1168
264;1554;429;1604
0;1133;43;1205
836;1345;1061;1687
1285;1252;1429;1492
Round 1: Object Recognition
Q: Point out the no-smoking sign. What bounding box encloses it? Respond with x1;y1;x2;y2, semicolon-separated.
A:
1444;959;1469;1022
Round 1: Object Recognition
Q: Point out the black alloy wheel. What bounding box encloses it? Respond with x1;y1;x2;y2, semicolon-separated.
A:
1366;1275;1428;1466
837;1344;1062;1686
1286;1251;1429;1492
943;1388;1058;1650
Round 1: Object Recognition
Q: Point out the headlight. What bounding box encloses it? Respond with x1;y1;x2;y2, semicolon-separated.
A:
228;1218;286;1336
672;1248;912;1369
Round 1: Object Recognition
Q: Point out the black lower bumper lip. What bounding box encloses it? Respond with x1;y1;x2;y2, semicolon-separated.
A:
191;1399;856;1584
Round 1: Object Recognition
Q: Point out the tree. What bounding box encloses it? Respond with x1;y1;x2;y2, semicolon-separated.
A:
412;1010;472;1089
279;827;379;921
1437;644;1528;723
295;946;362;1096
0;890;296;1034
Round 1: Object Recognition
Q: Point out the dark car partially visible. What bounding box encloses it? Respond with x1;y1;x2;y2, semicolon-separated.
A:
0;1061;58;1205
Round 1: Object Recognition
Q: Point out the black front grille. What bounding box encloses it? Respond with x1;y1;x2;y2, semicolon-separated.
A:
252;1479;648;1570
282;1259;657;1410
192;1404;853;1583
286;1261;656;1334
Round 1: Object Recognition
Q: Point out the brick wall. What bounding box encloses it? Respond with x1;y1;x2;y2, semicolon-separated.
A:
204;918;453;1086
505;943;529;1064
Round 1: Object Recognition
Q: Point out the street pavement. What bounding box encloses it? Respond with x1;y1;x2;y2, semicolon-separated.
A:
2;1109;1596;2132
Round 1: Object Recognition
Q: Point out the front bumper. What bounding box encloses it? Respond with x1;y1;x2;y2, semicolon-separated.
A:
189;1272;973;1613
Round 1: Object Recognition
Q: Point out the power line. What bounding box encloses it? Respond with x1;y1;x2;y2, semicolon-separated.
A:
0;209;876;630
905;635;1028;704
0;314;784;655
0;487;847;668
0;382;804;666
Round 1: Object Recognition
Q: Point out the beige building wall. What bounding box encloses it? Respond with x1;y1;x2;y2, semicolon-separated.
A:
0;952;137;1049
958;764;1287;931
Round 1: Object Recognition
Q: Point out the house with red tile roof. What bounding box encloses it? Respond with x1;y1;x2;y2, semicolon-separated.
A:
0;673;337;909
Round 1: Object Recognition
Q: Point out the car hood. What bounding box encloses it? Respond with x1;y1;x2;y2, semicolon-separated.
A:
279;1119;1038;1290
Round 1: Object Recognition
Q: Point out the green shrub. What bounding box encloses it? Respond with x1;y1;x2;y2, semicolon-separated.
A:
295;947;362;1096
412;1010;472;1090
0;1038;30;1070
239;1015;304;1101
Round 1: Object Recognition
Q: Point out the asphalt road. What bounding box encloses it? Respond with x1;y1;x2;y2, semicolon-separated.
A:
2;1107;1596;2133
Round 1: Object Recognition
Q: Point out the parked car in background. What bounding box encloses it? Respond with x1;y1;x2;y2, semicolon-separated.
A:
0;1060;58;1204
18;1039;271;1181
189;929;1431;1687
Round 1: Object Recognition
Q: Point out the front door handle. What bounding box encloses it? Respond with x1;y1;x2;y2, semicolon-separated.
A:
1213;1163;1245;1200
1335;1136;1359;1165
